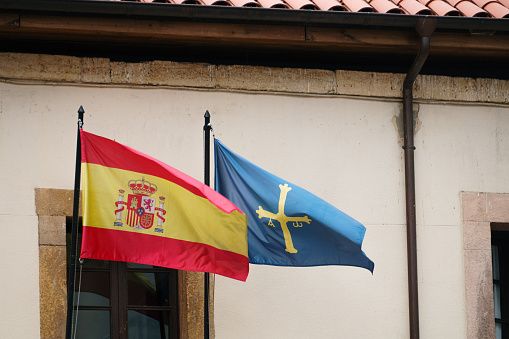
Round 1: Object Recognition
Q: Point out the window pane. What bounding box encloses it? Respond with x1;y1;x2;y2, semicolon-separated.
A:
496;323;502;339
127;262;171;270
128;310;169;339
74;310;110;339
82;258;110;270
502;323;509;338
493;245;500;280
127;262;154;269
75;271;110;306
127;271;169;307
492;231;509;339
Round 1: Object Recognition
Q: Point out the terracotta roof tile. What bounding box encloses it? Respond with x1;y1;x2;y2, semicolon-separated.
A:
171;0;199;3
398;0;433;13
471;0;492;6
171;0;201;4
201;0;231;5
257;0;290;7
444;0;461;6
369;0;405;12
428;0;462;15
285;0;319;8
97;0;509;18
484;1;509;16
229;0;261;6
456;0;490;15
313;0;348;10
342;0;374;11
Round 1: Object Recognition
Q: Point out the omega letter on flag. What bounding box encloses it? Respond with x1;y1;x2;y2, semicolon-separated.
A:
214;138;374;273
80;131;249;281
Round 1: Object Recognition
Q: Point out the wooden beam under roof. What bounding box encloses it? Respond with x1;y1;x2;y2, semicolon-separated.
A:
1;13;509;59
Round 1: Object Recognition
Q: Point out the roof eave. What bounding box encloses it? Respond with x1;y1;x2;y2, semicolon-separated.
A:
1;0;509;33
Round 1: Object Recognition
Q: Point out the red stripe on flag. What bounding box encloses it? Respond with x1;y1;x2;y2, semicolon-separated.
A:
80;226;249;281
80;131;241;215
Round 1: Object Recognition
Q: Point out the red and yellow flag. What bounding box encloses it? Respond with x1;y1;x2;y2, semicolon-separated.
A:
80;131;249;281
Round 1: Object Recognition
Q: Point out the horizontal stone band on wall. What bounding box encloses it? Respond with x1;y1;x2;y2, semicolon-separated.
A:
0;52;508;104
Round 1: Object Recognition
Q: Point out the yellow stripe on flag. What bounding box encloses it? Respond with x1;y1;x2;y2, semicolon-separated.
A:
83;162;247;257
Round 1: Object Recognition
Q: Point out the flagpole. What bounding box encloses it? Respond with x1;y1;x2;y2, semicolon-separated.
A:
66;105;84;339
203;110;211;339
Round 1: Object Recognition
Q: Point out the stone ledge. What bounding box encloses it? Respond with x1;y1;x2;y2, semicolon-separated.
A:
1;52;508;104
0;53;81;82
217;65;335;94
336;70;403;99
336;70;509;104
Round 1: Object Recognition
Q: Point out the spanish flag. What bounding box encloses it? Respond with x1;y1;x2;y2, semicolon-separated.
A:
80;131;249;281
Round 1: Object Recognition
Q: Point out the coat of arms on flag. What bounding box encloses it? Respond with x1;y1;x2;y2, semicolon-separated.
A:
114;178;166;233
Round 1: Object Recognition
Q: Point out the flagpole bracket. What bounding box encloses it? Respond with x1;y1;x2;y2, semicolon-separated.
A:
205;123;215;138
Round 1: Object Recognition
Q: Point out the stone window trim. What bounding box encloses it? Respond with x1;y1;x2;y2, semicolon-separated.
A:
462;192;509;339
36;188;212;339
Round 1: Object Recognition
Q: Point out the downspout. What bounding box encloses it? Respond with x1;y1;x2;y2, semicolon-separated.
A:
403;17;436;339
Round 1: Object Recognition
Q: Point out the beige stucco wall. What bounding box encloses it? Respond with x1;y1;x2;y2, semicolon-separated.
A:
1;52;509;338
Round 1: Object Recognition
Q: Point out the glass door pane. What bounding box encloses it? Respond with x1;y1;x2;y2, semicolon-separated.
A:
75;271;111;307
75;310;111;339
128;310;170;339
127;271;169;307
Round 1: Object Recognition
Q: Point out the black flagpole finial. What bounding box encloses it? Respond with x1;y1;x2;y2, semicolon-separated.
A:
78;106;85;129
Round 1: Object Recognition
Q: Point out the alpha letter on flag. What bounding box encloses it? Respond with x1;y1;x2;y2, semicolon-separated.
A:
214;139;374;273
80;131;249;281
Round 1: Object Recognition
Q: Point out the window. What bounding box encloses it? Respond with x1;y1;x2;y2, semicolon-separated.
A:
67;218;180;339
492;227;509;339
37;188;204;338
462;192;509;338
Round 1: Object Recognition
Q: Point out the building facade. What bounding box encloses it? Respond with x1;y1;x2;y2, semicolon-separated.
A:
1;2;509;338
0;52;508;338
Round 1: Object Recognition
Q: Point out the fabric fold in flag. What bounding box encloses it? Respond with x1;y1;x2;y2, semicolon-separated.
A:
214;139;374;273
80;131;249;281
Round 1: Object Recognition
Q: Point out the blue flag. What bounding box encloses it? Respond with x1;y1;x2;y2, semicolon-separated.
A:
214;139;374;273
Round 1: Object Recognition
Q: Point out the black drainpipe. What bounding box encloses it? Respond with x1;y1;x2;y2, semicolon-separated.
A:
403;16;436;339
